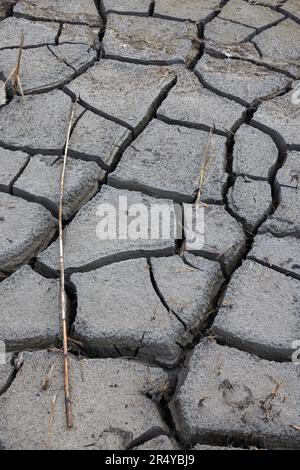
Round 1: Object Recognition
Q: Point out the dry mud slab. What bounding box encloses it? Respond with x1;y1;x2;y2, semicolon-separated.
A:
13;0;101;26
227;177;273;233
1;0;300;451
69;111;132;170
249;234;300;280
65;60;177;134
219;0;284;28
232;125;278;179
0;45;97;94
173;341;300;449
212;260;300;360
157;66;244;133
196;54;290;105
0;351;170;450
204;17;255;45
12;155;104;220
259;150;300;237
0;17;58;48
37;185;179;275
0;91;73;154
183;203;246;275
0;148;29;193
103;14;199;66
281;0;300;20
101;0;152;15
154;0;223;22
253;84;300;146
71;255;223;366
134;435;178;450
0;266;63;351
0;354;14;395
109;119;227;203
0;193;55;273
253;19;300;77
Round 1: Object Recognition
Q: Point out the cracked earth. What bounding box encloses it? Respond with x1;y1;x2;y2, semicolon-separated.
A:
0;0;300;450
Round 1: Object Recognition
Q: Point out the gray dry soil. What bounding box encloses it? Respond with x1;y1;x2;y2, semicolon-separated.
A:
0;0;300;451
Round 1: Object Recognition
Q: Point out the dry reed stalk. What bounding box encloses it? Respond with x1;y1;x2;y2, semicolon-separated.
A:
59;98;77;428
196;125;214;207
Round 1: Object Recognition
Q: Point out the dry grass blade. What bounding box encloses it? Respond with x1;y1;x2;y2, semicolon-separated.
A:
17;75;25;105
13;30;24;97
0;82;6;106
59;98;77;428
1;68;16;107
47;393;58;448
1;31;26;106
3;68;16;87
196;125;215;207
41;363;55;391
290;424;300;432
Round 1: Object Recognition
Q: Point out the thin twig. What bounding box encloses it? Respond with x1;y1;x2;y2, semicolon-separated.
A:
59;98;77;428
196;125;215;207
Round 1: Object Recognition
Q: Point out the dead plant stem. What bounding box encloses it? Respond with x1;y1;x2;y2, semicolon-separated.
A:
59;98;77;428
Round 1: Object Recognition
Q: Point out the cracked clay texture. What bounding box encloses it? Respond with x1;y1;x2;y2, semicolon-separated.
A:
0;0;300;451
